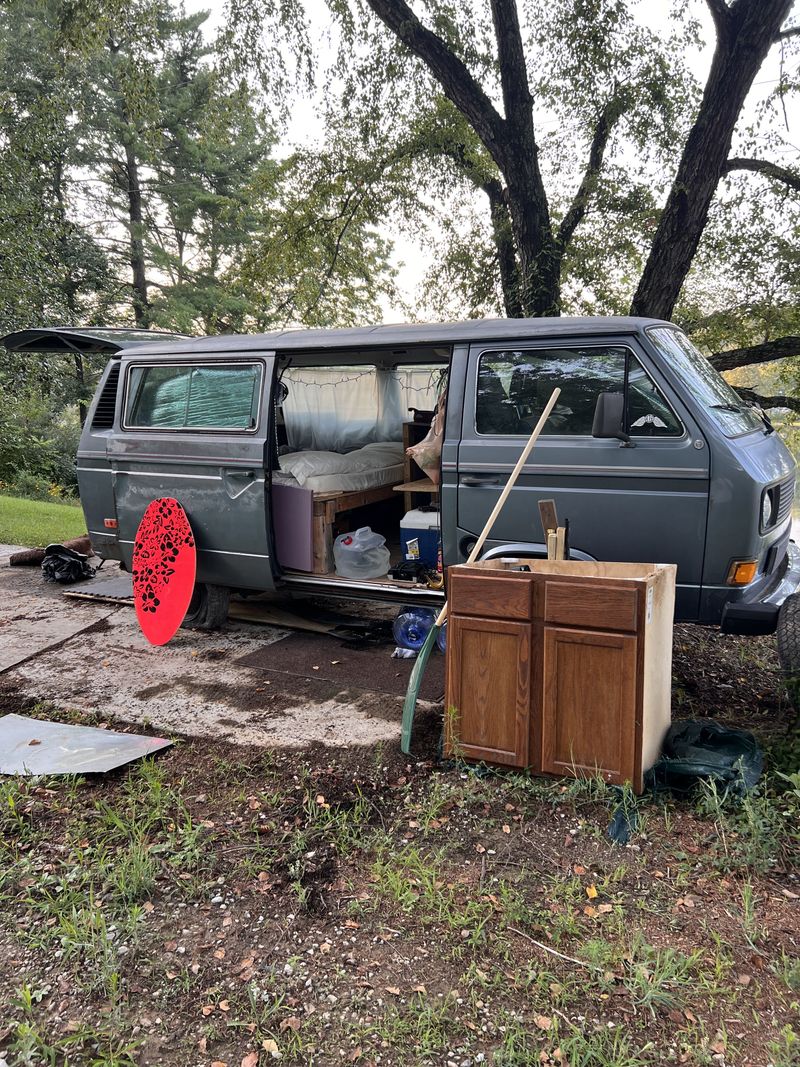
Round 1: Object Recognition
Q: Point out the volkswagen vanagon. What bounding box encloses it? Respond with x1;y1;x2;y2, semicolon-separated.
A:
5;318;798;641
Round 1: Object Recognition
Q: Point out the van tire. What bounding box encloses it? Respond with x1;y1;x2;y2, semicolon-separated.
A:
776;592;800;708
181;583;230;631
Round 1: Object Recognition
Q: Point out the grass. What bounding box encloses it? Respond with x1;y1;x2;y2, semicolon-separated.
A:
0;697;797;1066
0;492;85;547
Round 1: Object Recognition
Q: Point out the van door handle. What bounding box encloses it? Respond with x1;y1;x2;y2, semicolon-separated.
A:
461;475;501;486
225;468;255;479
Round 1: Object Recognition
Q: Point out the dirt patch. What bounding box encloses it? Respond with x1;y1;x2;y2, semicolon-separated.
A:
236;631;446;701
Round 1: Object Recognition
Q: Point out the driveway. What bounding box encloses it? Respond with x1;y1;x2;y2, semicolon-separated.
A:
0;556;443;750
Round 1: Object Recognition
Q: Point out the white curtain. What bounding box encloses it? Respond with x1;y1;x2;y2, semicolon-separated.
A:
282;366;442;452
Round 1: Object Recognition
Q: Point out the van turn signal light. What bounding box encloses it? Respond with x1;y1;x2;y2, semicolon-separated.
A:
727;559;757;585
104;518;118;529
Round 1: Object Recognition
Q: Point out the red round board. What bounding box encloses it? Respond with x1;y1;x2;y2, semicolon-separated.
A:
132;498;197;646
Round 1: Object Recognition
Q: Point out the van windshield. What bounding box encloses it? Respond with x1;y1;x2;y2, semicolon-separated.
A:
647;326;762;437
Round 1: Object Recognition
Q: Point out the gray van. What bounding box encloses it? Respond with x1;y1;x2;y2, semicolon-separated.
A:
6;317;798;645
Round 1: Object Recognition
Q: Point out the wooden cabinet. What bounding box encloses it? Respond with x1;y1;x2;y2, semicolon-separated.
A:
445;560;676;793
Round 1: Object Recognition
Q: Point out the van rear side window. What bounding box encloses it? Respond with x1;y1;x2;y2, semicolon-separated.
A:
125;364;262;431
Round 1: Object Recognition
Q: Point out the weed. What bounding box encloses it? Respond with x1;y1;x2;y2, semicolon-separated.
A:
767;1025;800;1067
773;951;800;993
559;1025;655;1066
359;993;463;1058
740;882;768;947
622;936;700;1016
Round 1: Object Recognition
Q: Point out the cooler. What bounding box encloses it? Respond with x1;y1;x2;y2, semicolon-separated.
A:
400;508;440;566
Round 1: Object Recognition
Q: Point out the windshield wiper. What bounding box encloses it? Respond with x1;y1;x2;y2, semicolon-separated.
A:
709;402;744;414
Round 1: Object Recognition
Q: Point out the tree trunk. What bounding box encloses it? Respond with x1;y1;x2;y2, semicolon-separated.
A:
123;140;150;327
482;178;523;317
631;0;793;320
364;0;560;316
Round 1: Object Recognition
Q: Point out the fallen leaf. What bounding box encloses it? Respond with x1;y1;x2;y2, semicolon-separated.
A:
475;843;486;854
710;1033;726;1055
219;999;230;1012
210;1061;227;1067
597;903;613;914
142;901;154;913
166;970;178;980
280;1016;301;1032
586;884;598;900
345;919;360;929
384;986;401;996
573;864;586;875
28;739;41;746
736;973;752;987
534;1014;552;1031
502;824;511;834
412;984;427;994
583;905;597;917
65;1020;81;1033
201;1004;215;1017
241;1053;259;1067
262;1038;279;1054
214;948;226;960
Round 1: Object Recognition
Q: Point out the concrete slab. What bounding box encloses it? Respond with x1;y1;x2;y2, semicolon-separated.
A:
0;569;119;672
0;544;26;565
0;564;414;750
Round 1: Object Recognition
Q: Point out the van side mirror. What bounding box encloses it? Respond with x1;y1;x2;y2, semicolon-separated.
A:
592;392;631;446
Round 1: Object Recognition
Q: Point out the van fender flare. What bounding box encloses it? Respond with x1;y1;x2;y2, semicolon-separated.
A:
480;542;597;562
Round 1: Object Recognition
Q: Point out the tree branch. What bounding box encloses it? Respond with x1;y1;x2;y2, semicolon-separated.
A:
710;336;800;372
735;387;800;413
364;0;508;169
489;0;533;132
704;0;731;37
777;24;800;39
557;91;627;250
724;156;800;191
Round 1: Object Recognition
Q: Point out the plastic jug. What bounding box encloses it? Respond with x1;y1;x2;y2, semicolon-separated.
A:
333;527;391;579
393;607;436;651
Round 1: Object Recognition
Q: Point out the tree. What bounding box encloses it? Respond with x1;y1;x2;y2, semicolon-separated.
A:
226;0;799;385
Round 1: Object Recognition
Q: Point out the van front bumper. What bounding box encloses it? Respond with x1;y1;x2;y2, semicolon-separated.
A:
721;540;800;635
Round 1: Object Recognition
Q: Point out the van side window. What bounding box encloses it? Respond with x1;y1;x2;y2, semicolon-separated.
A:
126;364;262;431
476;347;681;437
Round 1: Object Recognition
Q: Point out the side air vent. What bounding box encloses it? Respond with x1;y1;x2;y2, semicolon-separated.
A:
91;363;120;430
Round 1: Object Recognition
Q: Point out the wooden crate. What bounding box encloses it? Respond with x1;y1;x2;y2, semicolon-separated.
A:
445;559;676;793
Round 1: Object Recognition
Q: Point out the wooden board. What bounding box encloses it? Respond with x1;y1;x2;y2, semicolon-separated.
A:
132;498;196;646
392;478;440;494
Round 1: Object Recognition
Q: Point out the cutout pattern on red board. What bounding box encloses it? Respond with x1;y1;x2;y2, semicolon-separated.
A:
132;498;196;645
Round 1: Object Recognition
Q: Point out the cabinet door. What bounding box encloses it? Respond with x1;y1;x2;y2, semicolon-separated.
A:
540;626;637;784
446;616;531;767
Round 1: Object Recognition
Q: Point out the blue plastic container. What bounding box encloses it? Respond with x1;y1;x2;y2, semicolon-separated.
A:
393;607;436;651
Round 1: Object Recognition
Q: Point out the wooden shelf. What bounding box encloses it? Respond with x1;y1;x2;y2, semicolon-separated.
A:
393;478;439;494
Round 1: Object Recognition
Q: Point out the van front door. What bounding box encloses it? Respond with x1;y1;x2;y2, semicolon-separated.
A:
108;354;276;592
456;337;710;620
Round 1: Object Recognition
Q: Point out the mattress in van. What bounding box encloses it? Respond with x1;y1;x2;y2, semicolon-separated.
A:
276;441;404;494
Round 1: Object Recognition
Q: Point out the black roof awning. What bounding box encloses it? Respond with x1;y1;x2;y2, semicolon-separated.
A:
1;326;190;355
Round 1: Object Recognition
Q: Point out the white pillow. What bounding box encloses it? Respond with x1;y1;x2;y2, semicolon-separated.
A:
279;442;404;486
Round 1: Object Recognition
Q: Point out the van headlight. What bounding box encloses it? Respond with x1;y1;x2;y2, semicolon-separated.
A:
761;488;777;531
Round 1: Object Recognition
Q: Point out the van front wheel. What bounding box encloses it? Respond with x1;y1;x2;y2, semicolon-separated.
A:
776;592;800;708
181;583;230;630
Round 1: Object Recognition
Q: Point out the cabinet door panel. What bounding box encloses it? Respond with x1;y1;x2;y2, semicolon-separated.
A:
541;627;637;784
446;616;530;767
